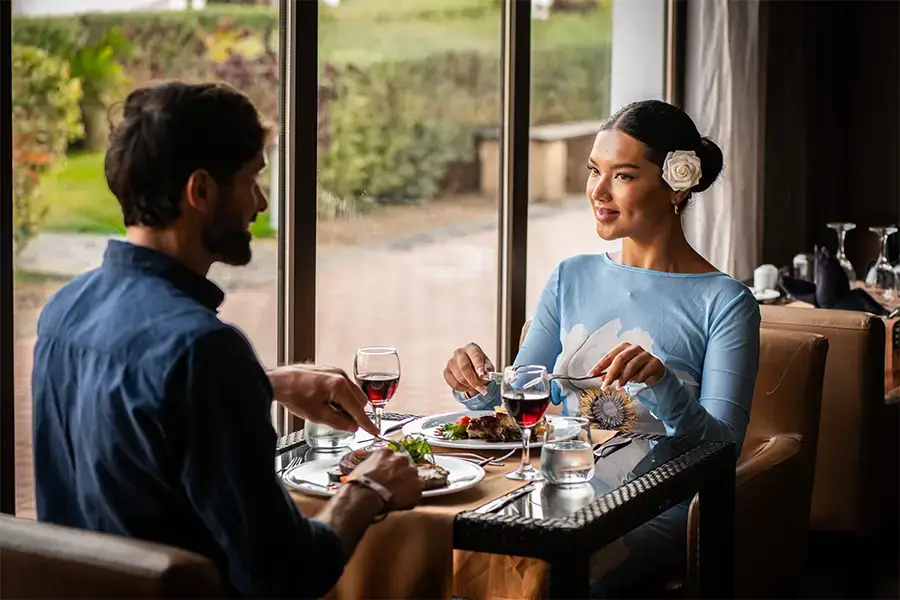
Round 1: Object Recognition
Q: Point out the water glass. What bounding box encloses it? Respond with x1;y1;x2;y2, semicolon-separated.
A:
540;417;595;485
304;421;355;451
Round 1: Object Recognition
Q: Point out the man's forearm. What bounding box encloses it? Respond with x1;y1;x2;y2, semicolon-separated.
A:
314;484;384;559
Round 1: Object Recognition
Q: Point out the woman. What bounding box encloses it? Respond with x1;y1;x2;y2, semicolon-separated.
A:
442;100;760;596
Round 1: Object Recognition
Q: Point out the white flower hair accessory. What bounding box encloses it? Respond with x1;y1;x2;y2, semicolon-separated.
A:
662;150;702;191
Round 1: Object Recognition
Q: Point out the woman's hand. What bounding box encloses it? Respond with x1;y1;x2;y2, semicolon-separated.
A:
588;342;666;388
443;343;495;396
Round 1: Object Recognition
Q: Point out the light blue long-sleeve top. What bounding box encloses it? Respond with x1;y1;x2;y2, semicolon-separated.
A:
455;253;761;451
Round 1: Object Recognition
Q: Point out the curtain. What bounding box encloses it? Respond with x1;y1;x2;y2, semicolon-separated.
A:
682;0;765;281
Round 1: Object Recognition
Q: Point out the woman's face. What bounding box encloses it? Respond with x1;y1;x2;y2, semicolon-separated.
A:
586;129;680;242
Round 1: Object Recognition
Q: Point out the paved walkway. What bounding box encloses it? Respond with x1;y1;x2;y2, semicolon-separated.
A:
13;201;618;515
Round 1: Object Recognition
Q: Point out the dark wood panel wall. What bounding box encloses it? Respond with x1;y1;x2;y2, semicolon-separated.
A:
761;0;900;276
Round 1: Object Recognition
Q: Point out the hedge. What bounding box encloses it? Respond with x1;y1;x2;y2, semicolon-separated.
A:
318;45;610;204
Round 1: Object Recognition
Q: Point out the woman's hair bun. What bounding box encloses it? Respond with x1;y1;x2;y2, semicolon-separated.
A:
693;136;724;193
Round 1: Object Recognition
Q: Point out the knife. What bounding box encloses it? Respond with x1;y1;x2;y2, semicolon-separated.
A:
292;478;335;493
474;483;537;514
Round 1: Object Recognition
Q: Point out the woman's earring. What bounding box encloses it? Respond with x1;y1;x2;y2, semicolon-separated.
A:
673;203;680;215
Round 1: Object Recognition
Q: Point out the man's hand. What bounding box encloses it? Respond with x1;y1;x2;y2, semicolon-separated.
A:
351;449;422;512
267;365;379;436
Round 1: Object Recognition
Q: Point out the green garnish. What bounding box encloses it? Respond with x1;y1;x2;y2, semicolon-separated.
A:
438;422;468;440
398;434;435;464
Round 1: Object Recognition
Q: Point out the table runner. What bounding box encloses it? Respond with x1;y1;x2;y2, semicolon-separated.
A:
290;430;617;599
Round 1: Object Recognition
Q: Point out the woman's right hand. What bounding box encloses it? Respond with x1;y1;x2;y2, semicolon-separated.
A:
443;343;495;396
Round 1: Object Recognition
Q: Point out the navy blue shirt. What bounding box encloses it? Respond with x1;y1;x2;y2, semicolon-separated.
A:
32;241;344;598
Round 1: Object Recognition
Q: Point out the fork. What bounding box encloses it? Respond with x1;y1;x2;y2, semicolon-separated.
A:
522;372;607;390
442;450;514;466
276;454;303;476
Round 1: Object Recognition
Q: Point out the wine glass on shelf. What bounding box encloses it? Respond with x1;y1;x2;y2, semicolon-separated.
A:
502;365;551;481
865;226;899;299
826;222;857;282
353;347;400;446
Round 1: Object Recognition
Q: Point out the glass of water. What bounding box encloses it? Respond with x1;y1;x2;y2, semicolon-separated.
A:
540;417;595;485
304;421;355;451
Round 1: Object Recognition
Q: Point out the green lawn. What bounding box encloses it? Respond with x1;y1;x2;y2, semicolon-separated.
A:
320;0;610;64
41;152;275;237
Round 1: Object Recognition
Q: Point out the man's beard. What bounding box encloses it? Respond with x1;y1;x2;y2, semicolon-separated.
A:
202;204;253;267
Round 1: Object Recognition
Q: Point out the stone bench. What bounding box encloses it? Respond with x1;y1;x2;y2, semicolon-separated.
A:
477;120;604;204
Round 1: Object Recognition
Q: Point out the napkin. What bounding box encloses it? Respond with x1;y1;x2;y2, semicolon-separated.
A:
781;247;889;316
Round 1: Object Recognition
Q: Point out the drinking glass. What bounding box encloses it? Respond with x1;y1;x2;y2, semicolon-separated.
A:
826;222;857;282
540;416;594;485
353;347;400;447
502;365;550;481
304;421;355;451
865;226;899;298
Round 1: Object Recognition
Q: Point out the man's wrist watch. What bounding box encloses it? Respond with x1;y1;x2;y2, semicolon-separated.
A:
346;474;392;511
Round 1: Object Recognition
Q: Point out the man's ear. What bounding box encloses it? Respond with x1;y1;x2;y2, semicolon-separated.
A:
185;169;217;214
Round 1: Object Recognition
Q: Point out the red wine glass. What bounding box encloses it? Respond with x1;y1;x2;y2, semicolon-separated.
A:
502;365;550;481
353;346;400;446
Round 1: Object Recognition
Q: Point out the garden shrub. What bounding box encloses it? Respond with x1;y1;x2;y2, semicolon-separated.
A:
317;44;610;204
11;44;83;254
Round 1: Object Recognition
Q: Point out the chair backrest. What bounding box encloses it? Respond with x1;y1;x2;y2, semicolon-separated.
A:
0;515;223;599
519;320;531;350
684;327;828;597
760;305;893;535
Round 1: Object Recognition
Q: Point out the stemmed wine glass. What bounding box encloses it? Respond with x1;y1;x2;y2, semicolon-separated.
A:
826;222;857;282
865;226;899;299
501;365;550;481
353;347;400;446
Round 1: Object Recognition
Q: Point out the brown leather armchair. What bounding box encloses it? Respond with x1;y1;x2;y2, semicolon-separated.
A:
684;327;829;597
759;305;897;537
0;514;223;599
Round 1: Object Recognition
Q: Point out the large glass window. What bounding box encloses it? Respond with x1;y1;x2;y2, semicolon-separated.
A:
313;1;502;416
10;1;282;517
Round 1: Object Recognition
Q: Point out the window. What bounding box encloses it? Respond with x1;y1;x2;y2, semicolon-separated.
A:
7;1;283;517
312;0;502;416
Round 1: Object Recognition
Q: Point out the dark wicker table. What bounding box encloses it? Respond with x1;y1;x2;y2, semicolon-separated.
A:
279;417;736;598
452;433;736;599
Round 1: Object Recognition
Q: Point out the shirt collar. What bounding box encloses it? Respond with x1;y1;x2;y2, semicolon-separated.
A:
102;240;225;311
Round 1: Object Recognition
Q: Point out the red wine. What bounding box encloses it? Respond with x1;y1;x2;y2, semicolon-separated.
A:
503;390;550;428
356;372;399;406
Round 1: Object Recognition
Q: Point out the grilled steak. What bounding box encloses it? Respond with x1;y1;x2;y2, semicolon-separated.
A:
465;413;523;442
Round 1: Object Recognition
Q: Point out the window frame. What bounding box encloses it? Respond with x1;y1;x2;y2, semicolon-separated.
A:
1;0;14;516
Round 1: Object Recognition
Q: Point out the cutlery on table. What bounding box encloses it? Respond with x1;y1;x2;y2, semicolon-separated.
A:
291;478;335;493
276;455;303;476
474;482;538;513
593;435;632;459
445;448;517;467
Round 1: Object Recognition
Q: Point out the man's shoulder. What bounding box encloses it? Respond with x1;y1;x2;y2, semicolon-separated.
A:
37;266;234;363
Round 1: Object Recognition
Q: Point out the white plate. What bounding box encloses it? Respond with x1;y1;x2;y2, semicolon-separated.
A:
401;410;581;450
284;455;485;498
752;288;781;303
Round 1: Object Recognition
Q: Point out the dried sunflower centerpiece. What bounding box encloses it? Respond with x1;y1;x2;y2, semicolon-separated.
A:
579;386;638;433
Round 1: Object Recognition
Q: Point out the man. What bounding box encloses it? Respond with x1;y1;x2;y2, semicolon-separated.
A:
31;81;422;598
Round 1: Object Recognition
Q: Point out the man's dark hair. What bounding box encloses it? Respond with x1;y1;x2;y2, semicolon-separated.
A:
105;81;270;227
600;99;724;209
